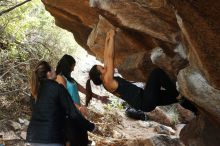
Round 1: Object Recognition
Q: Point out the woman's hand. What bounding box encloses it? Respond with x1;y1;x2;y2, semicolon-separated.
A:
98;96;110;104
79;105;88;117
107;29;116;38
92;125;102;135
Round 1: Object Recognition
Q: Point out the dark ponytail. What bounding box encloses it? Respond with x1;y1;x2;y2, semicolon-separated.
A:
86;65;103;106
30;61;51;101
85;79;92;106
89;65;102;85
56;54;76;82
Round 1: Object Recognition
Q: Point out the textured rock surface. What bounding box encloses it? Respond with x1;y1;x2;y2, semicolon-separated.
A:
170;0;220;89
42;0;99;50
42;0;220;145
180;114;220;146
88;102;184;146
178;67;220;122
41;0;220;86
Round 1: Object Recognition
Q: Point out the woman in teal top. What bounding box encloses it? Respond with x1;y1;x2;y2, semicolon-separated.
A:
64;76;81;105
56;54;108;146
56;54;109;117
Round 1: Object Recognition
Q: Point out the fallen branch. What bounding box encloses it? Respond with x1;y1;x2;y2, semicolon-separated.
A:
0;89;21;96
0;58;39;79
0;0;31;16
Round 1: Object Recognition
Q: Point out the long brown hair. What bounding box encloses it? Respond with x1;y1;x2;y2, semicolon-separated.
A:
89;65;102;85
30;61;51;101
85;79;92;106
56;54;76;82
85;65;103;106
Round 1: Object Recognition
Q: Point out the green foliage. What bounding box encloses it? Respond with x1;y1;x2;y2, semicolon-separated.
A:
0;0;78;117
105;96;125;110
166;105;179;125
0;0;77;64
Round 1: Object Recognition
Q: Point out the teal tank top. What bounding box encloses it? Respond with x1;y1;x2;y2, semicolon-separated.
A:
63;76;81;105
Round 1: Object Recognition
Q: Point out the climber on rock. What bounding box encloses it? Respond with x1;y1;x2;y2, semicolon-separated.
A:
86;29;198;115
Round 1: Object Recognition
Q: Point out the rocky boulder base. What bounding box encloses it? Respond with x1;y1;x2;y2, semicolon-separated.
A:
42;0;220;145
87;102;185;146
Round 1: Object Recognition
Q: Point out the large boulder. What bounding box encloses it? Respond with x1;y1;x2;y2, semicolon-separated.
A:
180;114;220;146
42;0;220;145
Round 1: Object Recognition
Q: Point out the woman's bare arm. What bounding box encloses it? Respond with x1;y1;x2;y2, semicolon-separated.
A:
103;30;115;83
56;75;66;88
77;81;109;103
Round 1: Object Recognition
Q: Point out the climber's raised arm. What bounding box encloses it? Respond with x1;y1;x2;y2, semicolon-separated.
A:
103;29;115;84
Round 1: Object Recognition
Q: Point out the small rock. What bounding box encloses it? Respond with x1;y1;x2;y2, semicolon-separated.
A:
18;118;24;124
176;104;195;123
138;121;157;128
20;131;27;140
138;121;148;128
3;131;20;140
9;121;22;131
154;125;175;135
147;107;174;127
150;135;184;146
18;118;30;127
175;124;185;137
112;130;122;138
23;119;30;126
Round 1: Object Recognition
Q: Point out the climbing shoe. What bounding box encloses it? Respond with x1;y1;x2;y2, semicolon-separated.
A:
125;106;149;121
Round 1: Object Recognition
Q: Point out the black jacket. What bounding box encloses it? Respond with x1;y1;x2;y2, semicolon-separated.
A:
26;79;94;144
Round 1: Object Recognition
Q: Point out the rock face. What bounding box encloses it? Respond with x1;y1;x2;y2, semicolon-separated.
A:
42;0;220;145
180;114;220;146
88;103;184;146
